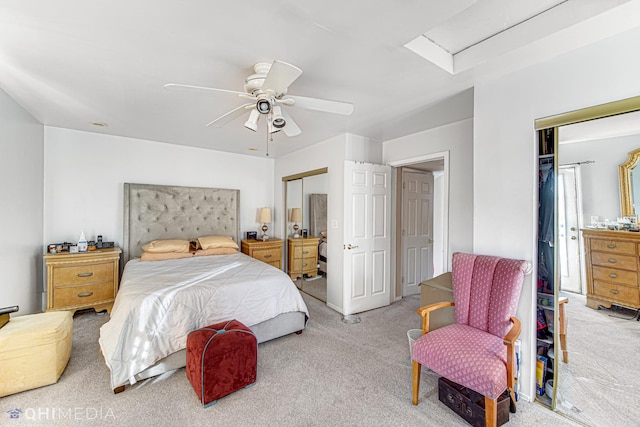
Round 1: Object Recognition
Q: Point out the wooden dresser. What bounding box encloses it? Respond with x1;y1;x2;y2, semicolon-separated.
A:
287;236;320;281
241;238;283;269
581;228;640;310
44;248;121;314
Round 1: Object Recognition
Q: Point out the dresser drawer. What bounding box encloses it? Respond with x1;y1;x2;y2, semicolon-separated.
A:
292;244;318;259
251;247;281;263
52;282;115;308
590;238;636;255
592;266;638;287
593;280;640;305
591;252;637;271
52;262;114;287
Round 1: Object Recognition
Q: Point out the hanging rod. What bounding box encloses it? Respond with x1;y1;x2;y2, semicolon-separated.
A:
559;160;595;166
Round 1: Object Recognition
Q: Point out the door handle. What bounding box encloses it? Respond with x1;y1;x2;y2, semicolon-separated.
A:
571;236;577;240
346;244;359;250
570;227;576;231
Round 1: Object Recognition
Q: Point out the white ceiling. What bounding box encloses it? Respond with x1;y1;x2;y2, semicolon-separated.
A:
0;0;637;158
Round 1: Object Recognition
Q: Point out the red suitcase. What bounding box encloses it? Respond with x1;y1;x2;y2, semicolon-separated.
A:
186;319;257;407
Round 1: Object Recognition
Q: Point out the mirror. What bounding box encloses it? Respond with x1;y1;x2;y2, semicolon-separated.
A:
536;95;640;426
283;168;328;302
619;146;640;217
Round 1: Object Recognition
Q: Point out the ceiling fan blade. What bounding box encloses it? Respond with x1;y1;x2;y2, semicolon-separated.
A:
285;94;354;115
262;60;303;97
164;83;247;97
206;103;253;127
280;109;302;137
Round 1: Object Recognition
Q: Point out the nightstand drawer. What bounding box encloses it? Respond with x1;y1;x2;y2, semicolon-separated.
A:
292;244;318;259
52;262;114;287
291;258;315;271
52;282;115;308
252;248;281;263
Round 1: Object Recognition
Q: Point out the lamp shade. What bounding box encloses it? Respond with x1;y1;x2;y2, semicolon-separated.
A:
259;207;272;224
290;208;302;223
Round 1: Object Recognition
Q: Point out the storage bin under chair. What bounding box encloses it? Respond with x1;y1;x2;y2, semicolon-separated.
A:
0;311;73;397
186;319;257;407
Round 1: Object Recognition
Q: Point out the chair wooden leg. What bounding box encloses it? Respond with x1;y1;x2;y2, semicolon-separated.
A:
411;360;421;405
484;396;497;427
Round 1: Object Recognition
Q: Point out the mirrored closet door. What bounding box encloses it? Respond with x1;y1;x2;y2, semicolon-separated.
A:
534;95;640;426
283;168;328;302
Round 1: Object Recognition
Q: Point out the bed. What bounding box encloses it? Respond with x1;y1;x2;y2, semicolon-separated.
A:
309;193;328;275
98;183;308;392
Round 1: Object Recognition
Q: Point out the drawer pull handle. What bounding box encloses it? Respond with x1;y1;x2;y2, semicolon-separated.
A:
610;289;619;295
608;258;617;263
77;272;94;277
303;263;308;267
609;273;618;278
263;254;272;258
303;251;309;255
607;243;616;248
77;292;93;298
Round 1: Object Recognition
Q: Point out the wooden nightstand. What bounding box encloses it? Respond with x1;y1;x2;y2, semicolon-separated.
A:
44;248;121;314
241;238;283;269
287;236;320;281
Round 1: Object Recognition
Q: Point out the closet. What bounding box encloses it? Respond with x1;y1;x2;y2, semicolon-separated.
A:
536;128;557;407
283;168;328;302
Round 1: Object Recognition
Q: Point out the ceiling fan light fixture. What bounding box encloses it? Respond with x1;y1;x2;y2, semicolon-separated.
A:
271;106;286;129
244;109;260;132
267;115;281;134
256;95;271;114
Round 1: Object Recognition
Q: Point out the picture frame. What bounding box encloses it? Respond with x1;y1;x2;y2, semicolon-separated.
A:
302;229;308;238
246;231;258;240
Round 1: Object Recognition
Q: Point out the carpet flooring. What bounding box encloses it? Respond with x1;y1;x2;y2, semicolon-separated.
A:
1;293;581;426
553;292;640;427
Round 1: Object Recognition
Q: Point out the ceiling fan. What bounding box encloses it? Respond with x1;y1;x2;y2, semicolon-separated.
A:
164;60;354;137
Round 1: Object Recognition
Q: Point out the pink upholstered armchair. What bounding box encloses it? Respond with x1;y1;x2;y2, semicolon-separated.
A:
411;252;529;427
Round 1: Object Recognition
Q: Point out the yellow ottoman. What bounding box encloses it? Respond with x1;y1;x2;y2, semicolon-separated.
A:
0;311;72;397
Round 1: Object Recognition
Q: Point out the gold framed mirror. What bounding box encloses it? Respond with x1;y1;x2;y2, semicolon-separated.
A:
619;147;640;217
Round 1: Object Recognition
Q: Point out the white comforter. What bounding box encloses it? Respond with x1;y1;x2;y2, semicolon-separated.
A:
99;252;309;389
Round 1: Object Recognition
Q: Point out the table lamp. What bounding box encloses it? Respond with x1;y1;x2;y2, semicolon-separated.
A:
259;207;272;241
290;208;302;238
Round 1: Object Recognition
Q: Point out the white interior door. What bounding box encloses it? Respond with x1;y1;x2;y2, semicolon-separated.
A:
402;170;434;296
343;161;392;315
558;166;583;294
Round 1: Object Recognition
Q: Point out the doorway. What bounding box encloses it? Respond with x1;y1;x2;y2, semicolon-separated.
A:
400;168;435;296
558;165;584;294
390;153;449;299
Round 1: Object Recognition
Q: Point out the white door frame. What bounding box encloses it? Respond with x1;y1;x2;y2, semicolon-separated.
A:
389;152;450;288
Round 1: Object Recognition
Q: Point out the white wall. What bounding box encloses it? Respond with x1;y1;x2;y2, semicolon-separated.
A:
560;134;640;222
383;118;475;266
473;26;640;401
44;126;274;253
0;89;44;315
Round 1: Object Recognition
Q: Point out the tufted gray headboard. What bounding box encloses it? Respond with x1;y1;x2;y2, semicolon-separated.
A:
123;183;240;262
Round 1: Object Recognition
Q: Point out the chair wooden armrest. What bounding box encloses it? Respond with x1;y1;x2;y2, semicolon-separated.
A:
503;316;521;407
503;316;521;345
417;301;455;334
